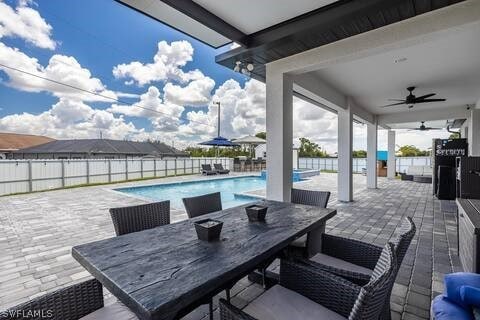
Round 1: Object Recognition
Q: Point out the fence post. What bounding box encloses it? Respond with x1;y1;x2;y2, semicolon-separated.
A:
108;160;112;183
184;158;186;174
140;159;144;179
28;160;33;192
125;159;128;180
61;160;65;188
174;159;177;176
86;159;90;184
154;159;157;178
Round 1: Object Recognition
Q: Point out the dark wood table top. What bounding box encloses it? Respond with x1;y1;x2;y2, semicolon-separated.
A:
72;200;336;320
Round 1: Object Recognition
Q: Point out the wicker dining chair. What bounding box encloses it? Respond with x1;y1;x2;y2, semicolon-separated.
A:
182;192;222;218
219;242;397;320
289;189;331;256
109;201;170;236
0;279;138;320
309;216;416;320
291;188;331;208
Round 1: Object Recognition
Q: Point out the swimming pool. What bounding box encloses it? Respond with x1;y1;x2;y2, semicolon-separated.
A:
115;176;265;209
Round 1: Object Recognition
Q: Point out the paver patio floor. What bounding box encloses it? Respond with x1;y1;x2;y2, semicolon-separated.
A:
0;172;460;319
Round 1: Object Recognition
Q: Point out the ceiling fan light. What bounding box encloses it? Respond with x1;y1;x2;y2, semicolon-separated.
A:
246;63;254;71
241;68;250;76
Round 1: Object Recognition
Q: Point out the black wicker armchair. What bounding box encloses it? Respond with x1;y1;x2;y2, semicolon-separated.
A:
219;242;397;320
289;189;331;255
182;192;222;218
308;216;416;320
0;279;137;320
109;201;170;236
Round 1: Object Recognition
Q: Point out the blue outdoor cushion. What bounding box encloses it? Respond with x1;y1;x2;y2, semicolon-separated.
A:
445;273;480;308
462;286;480;308
431;295;473;320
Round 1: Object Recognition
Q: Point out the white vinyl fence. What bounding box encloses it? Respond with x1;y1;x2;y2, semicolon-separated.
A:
298;157;431;173
0;157;232;196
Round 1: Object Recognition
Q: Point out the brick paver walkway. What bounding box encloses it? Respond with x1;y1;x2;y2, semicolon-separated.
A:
0;173;460;319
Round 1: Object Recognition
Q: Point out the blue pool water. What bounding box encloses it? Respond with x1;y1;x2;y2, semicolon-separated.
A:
115;176;266;209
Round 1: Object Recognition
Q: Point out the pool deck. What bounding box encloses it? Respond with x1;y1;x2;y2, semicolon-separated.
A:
0;172;460;320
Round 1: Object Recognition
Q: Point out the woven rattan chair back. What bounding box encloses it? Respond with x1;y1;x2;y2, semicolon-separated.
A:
349;242;397;320
109;201;170;236
182;192;222;218
291;188;331;208
392;216;416;267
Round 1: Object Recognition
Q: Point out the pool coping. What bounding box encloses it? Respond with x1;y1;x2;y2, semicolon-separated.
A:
108;174;264;210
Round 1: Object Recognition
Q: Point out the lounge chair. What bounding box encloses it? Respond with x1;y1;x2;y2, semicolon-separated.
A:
109;201;170;236
220;243;397;320
214;163;230;174
201;164;217;175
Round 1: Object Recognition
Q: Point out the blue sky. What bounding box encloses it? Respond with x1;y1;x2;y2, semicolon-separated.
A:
0;0;246;132
0;0;446;152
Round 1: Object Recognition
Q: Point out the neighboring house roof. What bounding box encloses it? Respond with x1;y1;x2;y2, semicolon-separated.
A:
14;139;187;157
0;133;54;151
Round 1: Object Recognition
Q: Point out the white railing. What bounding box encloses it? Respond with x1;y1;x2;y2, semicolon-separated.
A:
0;157;232;196
298;157;431;173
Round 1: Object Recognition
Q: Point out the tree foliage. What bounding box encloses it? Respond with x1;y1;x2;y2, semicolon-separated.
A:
255;132;266;140
449;132;460;139
352;150;367;158
184;147;249;158
298;137;328;157
398;145;430;157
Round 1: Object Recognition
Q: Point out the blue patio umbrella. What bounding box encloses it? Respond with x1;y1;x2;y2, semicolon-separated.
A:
199;136;240;157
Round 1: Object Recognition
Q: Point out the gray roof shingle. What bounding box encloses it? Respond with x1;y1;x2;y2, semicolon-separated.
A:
14;139;187;157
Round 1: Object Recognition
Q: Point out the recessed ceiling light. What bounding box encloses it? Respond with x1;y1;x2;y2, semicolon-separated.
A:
395;57;408;63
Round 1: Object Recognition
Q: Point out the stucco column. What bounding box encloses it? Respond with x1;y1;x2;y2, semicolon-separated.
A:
337;103;353;202
387;130;396;179
367;120;378;189
468;109;480;156
265;66;293;201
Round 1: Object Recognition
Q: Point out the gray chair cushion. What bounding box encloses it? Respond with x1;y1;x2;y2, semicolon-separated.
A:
80;300;138;320
311;253;373;276
243;285;346;320
290;234;307;247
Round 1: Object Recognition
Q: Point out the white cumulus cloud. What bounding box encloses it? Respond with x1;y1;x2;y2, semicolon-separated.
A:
109;86;184;132
0;98;139;140
0;43;128;102
113;40;204;86
0;0;56;49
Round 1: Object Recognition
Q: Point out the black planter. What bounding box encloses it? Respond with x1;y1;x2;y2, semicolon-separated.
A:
246;205;268;222
194;219;223;241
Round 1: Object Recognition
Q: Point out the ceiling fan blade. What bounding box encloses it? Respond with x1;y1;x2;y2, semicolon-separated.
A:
415;98;446;104
381;102;406;107
425;127;443;130
388;99;405;102
414;93;436;101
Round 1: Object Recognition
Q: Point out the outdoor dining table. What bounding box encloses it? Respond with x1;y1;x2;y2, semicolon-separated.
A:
72;200;336;320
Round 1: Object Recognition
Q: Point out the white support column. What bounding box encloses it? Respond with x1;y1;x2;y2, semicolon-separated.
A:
468;109;480;156
266;67;293;201
367;119;378;189
387;130;396;179
337;102;353;202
